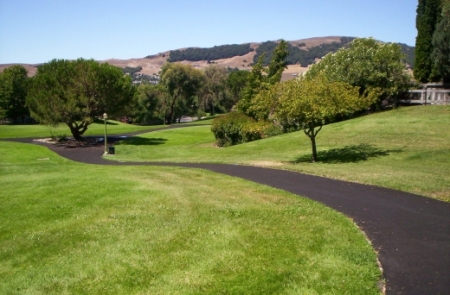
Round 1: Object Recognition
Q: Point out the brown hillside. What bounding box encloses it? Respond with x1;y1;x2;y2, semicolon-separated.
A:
0;64;38;77
0;36;343;78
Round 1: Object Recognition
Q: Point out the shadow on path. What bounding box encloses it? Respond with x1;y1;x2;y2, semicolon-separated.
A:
114;137;167;146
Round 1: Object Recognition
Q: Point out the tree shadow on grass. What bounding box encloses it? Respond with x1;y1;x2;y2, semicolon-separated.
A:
116;137;167;146
291;144;403;164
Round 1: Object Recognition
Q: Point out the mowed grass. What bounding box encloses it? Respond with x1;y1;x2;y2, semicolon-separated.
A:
0;142;382;294
0;120;168;139
111;106;450;201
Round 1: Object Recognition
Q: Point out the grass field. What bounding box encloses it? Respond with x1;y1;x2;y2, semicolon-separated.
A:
0;119;168;139
0;142;382;294
109;106;450;201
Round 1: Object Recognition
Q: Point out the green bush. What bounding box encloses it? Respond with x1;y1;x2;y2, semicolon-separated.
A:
211;112;276;147
50;131;68;143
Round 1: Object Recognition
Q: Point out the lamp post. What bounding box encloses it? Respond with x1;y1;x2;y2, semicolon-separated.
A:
103;113;108;154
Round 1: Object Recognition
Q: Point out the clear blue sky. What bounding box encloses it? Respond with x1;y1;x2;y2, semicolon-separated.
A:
0;0;418;64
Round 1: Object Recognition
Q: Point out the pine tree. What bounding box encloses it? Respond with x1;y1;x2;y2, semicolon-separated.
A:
431;0;450;84
414;0;442;83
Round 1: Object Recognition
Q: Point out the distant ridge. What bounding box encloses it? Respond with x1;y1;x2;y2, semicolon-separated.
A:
1;36;415;80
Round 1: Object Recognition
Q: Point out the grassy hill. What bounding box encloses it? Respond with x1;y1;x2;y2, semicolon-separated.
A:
108;106;449;202
0;105;447;293
0;135;382;294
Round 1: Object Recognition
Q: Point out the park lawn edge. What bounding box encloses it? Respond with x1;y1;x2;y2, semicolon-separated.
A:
0;141;383;294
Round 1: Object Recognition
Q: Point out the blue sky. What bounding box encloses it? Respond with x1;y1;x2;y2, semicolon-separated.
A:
0;0;418;64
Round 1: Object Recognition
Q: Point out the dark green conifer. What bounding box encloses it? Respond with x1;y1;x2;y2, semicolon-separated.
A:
414;0;442;82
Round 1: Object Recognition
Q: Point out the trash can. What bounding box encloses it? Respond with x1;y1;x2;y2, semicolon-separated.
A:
108;146;115;154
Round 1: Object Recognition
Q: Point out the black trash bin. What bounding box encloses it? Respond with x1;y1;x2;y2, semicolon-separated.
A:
108;146;115;154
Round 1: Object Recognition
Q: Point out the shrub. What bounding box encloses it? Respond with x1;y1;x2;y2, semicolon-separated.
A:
211;112;275;147
50;131;67;143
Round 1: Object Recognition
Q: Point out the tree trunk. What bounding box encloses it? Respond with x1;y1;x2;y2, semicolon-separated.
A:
208;100;215;116
304;124;322;163
67;121;89;141
68;125;84;141
166;92;180;125
310;134;318;163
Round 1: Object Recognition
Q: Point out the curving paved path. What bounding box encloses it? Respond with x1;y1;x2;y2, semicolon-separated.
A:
4;135;450;295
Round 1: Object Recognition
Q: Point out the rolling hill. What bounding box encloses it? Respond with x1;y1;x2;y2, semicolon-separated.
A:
0;36;415;81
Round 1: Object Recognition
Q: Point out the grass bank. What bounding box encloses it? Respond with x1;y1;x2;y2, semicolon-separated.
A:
111;106;450;201
0;120;168;139
0;142;382;294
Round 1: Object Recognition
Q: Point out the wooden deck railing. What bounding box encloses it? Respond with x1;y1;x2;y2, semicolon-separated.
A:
402;88;450;105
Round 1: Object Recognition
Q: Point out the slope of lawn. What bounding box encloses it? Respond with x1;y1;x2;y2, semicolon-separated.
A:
0;119;168;139
111;106;450;201
0;141;382;294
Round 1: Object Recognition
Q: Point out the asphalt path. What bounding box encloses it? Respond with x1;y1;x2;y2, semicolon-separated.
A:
4;135;450;295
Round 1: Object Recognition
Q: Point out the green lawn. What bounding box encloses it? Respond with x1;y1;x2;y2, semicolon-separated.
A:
0;119;168;139
0;142;382;294
110;106;450;201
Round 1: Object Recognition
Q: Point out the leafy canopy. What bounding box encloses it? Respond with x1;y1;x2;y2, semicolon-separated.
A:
237;40;289;117
200;64;229;115
431;0;450;83
306;38;411;106
160;63;204;124
132;83;168;124
0;65;29;121
415;0;442;82
26;59;135;140
274;75;378;162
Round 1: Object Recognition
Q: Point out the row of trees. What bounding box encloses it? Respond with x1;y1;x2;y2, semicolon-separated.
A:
212;38;412;162
0;65;29;123
253;37;356;67
157;36;414;69
133;64;253;125
0;59;252;139
0;37;417;162
167;44;254;62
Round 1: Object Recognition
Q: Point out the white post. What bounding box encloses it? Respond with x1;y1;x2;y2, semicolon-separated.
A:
103;113;108;154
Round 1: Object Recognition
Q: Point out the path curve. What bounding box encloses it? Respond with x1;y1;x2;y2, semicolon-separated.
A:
5;136;450;295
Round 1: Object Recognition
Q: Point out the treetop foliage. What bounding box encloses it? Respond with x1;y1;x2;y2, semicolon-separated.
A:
168;44;254;62
253;37;355;67
415;0;442;82
122;66;143;75
431;0;450;83
273;75;378;161
26;58;135;139
237;41;289;117
305;38;412;107
146;37;415;69
159;62;204;124
0;65;29;122
253;37;415;68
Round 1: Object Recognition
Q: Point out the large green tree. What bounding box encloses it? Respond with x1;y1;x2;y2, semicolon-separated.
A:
415;0;442;82
159;63;203;124
306;38;411;108
237;40;289;117
0;65;29;122
431;0;450;84
201;64;228;115
274;76;378;162
27;59;135;140
226;70;251;107
132;83;168;124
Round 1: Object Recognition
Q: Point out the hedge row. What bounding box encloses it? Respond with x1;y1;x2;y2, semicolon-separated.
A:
211;112;281;147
